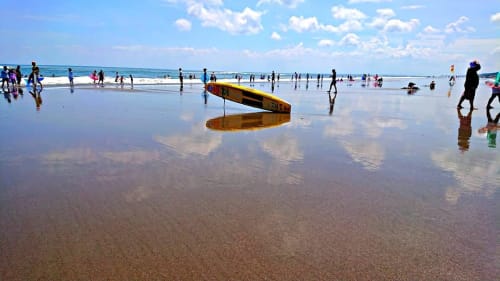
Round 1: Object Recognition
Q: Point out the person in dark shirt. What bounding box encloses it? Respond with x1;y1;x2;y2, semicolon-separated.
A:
457;61;481;110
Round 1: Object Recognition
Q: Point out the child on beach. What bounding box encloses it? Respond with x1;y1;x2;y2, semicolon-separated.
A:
457;61;481;110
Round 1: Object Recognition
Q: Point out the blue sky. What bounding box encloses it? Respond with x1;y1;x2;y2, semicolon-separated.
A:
3;0;499;75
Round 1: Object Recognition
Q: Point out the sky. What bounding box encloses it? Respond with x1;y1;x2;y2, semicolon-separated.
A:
2;0;499;75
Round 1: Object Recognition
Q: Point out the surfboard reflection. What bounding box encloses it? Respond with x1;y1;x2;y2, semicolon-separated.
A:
206;112;290;132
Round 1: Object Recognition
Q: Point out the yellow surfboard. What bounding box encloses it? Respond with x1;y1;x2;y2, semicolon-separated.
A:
205;82;291;113
206;112;290;132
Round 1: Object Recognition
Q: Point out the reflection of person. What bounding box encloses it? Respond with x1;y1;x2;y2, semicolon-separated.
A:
30;90;43;111
478;108;500;148
457;108;473;152
328;91;337;116
457;61;481;110
328;68;337;93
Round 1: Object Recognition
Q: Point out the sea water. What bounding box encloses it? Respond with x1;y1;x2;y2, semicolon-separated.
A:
1;64;434;87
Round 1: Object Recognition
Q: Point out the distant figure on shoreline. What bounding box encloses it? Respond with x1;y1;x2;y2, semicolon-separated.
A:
430;80;436;90
202;68;208;86
179;68;184;91
28;61;42;90
457;60;481;110
68;68;74;87
328;69;337;93
403;82;419;94
115;72;119;83
98;70;104;86
129;74;134;88
16;65;22;86
1;66;9;92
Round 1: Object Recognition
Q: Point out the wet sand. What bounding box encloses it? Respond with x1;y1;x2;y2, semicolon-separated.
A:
0;79;498;280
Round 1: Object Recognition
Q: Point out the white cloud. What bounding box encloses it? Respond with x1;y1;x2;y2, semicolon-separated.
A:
186;2;264;35
445;16;475;33
401;5;424;10
331;6;367;20
490;12;500;23
348;0;391;3
271;31;282;40
368;9;395;29
318;39;334;47
256;0;304;8
376;8;395;18
383;18;419;32
423;25;439;33
288;16;320;32
338;20;363;32
339;33;361;46
174;18;192;31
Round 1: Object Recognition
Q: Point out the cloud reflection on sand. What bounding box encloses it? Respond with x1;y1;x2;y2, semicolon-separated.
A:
154;124;222;158
260;134;303;164
43;148;162;166
43;148;100;164
431;149;499;204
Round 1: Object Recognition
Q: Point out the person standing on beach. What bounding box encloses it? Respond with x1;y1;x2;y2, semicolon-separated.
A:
202;68;208;86
15;65;22;86
129;74;134;88
28;61;42;89
98;70;104;86
179;68;184;91
457;61;481;110
1;66;9;92
328;69;337;93
68;68;74;87
115;72;119;83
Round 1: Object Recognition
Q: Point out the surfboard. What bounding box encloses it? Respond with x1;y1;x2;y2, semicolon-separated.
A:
206;112;290;132
205;82;291;113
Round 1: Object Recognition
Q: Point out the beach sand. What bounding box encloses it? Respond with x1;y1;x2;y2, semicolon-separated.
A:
0;78;498;280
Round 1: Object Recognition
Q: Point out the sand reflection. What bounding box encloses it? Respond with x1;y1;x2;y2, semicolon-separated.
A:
431;149;499;204
154;123;222;157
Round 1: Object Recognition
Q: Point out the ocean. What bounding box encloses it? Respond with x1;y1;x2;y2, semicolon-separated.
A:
2;64;432;87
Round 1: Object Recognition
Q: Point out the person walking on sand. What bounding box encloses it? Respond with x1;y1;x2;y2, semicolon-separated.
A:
486;72;500;109
68;68;74;87
457;61;481;110
328;69;337;93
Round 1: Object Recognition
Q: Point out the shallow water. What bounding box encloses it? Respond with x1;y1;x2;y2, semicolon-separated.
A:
0;78;498;280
